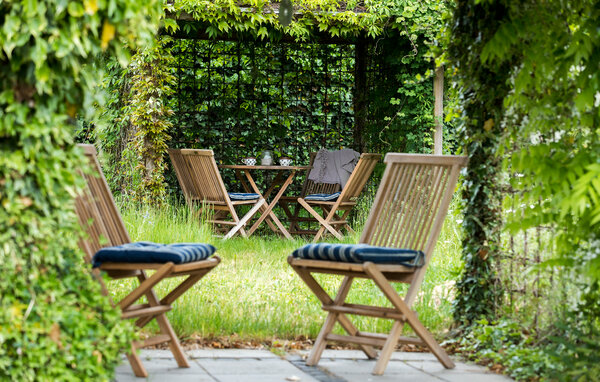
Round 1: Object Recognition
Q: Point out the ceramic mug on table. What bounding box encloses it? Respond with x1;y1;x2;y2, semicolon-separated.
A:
279;157;292;166
242;157;256;166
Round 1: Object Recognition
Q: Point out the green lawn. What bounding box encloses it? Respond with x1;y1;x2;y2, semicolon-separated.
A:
114;203;463;342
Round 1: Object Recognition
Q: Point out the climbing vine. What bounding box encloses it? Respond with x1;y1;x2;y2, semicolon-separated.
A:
128;36;176;205
166;0;390;40
444;0;513;325
444;0;600;378
96;57;136;196
0;0;160;379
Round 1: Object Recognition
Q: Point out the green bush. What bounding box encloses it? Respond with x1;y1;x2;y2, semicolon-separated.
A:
0;0;160;379
454;319;560;381
457;314;600;381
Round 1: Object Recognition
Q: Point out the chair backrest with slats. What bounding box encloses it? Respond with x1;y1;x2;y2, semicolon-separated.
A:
338;153;381;204
168;148;198;205
300;152;341;197
360;154;467;259
75;144;131;261
168;149;229;204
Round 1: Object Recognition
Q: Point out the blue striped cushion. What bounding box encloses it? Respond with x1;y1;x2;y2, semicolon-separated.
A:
93;242;216;267
292;243;424;267
305;192;341;201
229;192;260;201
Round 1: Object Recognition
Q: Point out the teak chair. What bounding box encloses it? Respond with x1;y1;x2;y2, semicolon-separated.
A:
279;152;341;235
74;144;221;378
168;148;266;239
288;153;467;375
296;153;381;241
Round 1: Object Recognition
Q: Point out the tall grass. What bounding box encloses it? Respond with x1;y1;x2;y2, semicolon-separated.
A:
114;201;463;342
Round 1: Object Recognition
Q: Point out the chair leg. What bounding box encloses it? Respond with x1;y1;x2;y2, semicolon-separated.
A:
307;276;354;365
313;224;328;242
344;224;355;235
316;208;344;242
135;270;213;328
364;263;455;369
138;272;190;369
292;266;378;360
161;270;214;306
372;320;405;375
225;198;266;239
118;263;174;310
297;199;343;241
279;201;300;233
306;310;338;366
289;201;305;233
338;209;355;235
126;343;148;378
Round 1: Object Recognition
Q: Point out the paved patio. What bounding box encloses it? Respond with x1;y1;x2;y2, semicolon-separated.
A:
115;349;513;382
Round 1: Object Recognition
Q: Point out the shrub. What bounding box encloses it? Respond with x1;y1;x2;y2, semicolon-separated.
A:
453;319;557;381
0;0;160;379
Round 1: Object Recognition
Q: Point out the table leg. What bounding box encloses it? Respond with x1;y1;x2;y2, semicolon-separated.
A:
241;170;280;234
247;170;296;239
235;170;252;193
263;171;285;199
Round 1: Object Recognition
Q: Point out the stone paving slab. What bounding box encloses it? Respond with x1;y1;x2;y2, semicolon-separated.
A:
187;349;279;359
114;349;514;382
197;358;318;381
298;349;439;361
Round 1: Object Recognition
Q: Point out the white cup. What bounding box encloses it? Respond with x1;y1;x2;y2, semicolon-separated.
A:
242;157;256;166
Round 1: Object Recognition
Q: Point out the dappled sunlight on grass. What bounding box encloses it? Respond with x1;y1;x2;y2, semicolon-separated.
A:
113;203;463;342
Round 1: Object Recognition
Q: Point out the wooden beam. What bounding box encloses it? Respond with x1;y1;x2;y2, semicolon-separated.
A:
133;334;172;349
353;37;367;152
433;65;444;155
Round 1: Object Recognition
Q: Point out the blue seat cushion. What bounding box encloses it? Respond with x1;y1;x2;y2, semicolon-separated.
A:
93;241;216;267
229;192;260;201
292;243;424;267
305;192;341;201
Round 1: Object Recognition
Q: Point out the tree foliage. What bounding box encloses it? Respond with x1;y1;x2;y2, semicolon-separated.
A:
444;0;600;377
0;0;160;379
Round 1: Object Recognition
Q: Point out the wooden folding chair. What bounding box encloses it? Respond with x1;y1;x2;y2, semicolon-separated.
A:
168;149;266;239
288;153;467;375
74;144;221;378
279;152;341;235
296;153;381;242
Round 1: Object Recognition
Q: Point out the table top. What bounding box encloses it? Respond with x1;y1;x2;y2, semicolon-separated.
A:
219;164;311;170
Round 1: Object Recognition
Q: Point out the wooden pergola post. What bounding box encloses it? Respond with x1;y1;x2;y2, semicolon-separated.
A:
353;36;367;153
433;65;444;155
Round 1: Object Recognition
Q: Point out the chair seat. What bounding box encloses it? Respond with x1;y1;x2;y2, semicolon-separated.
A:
228;192;260;201
304;192;341;201
292;243;424;267
93;242;216;267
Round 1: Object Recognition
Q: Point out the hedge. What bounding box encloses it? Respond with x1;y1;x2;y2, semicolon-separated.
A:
0;0;161;379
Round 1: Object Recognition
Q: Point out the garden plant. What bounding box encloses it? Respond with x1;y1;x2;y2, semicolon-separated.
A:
0;0;161;379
